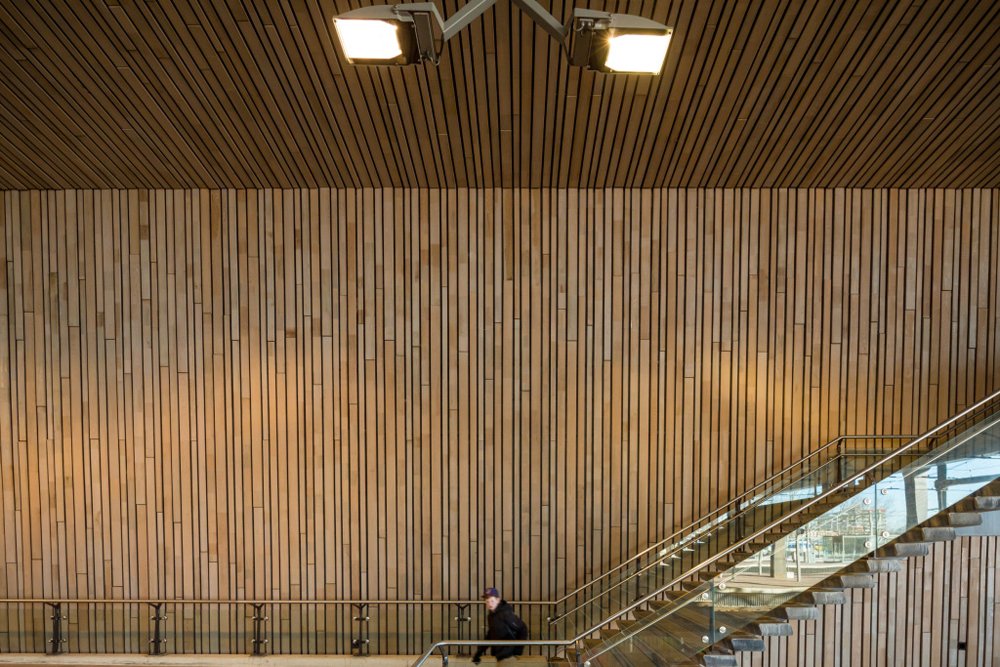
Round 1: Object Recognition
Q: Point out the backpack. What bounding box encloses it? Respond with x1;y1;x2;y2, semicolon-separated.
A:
513;614;529;640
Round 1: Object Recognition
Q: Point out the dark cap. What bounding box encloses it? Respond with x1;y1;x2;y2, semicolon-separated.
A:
482;587;500;599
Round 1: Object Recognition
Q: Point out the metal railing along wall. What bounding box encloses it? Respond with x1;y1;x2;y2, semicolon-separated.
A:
0;598;555;657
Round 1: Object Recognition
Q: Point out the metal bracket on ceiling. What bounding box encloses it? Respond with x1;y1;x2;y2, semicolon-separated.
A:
440;0;498;41
434;0;569;44
510;0;568;41
395;1;618;65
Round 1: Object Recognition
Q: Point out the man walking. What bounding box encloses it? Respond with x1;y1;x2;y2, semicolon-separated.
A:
472;587;528;663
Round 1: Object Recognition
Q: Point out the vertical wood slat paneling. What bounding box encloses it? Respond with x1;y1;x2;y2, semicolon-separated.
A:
0;188;999;655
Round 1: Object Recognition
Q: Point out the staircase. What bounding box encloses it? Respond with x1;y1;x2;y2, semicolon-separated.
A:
574;402;1000;666
412;390;1000;667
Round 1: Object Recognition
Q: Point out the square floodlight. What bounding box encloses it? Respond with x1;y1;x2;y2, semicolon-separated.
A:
604;32;671;73
333;4;442;65
571;9;672;74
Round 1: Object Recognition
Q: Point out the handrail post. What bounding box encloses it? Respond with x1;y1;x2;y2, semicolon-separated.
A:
735;500;745;542
148;603;166;655
453;603;471;654
838;437;846;483
631;561;640;605
250;603;268;656
46;602;65;655
352;603;370;656
707;580;717;645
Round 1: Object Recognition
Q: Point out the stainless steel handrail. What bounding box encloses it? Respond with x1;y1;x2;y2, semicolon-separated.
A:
550;455;848;623
413;389;1000;666
546;432;915;622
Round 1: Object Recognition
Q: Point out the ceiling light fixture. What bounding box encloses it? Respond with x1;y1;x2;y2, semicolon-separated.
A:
333;4;444;65
570;9;673;74
332;1;672;74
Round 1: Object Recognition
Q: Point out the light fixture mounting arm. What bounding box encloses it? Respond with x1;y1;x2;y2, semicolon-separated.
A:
434;0;567;43
440;0;497;42
509;0;567;41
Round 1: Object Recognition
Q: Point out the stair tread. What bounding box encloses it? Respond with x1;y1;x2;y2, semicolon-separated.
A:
848;558;904;573
700;653;740;667
835;573;877;588
747;617;795;635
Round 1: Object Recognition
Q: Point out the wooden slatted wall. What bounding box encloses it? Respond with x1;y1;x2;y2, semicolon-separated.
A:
740;535;1000;667
0;188;999;652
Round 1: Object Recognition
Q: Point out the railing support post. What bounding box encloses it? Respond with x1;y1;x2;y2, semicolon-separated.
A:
838;439;847;483
708;581;717;645
46;602;65;655
250;603;268;656
148;603;166;655
351;603;370;656
453;603;471;654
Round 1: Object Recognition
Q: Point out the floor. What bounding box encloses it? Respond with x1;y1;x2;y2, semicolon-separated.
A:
0;655;544;666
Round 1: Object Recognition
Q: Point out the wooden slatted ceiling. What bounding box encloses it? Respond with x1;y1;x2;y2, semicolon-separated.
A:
0;0;998;190
0;187;999;652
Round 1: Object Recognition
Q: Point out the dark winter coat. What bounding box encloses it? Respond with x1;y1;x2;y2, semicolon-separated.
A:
474;600;528;661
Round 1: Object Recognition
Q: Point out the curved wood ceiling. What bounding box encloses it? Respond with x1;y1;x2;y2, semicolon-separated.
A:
0;0;997;190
